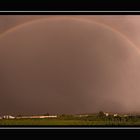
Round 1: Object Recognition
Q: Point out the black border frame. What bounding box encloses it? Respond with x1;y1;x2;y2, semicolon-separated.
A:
0;1;140;11
1;1;140;136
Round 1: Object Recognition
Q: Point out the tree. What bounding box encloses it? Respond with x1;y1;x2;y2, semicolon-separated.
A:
43;113;49;116
98;111;105;118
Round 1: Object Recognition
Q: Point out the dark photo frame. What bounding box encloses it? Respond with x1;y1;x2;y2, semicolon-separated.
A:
0;0;140;137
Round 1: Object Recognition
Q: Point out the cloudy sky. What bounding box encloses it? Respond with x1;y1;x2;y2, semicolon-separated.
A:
0;15;140;115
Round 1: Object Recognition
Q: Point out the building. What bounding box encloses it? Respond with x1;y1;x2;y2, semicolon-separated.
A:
113;114;118;117
29;115;57;119
79;115;89;117
39;115;57;118
17;115;57;119
103;112;119;117
104;112;109;116
124;115;128;117
3;115;15;119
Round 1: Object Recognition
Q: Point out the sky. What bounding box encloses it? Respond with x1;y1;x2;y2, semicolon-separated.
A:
0;15;140;115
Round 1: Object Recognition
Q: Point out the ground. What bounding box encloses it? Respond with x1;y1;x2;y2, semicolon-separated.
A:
0;114;140;126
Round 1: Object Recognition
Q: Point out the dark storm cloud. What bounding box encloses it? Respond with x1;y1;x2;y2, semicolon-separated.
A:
0;17;140;115
1;16;140;48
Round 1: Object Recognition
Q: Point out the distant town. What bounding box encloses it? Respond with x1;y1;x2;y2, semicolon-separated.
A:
1;111;140;126
0;115;57;119
0;111;134;120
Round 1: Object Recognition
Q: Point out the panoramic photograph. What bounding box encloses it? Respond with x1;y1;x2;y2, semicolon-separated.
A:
0;15;140;126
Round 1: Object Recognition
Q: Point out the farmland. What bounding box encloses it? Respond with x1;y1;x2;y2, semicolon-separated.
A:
1;113;140;126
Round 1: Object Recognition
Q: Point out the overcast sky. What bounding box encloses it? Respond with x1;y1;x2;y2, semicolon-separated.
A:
0;16;140;115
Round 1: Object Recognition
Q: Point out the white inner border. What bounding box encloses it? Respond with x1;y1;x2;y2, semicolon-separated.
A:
0;11;140;12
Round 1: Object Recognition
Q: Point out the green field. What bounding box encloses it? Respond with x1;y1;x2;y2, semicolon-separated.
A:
1;114;140;126
1;119;140;126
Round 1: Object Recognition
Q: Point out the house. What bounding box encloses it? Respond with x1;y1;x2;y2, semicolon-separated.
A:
79;115;88;117
103;112;119;117
113;114;118;117
3;115;15;119
104;112;109;116
17;115;57;119
41;115;57;118
124;115;128;117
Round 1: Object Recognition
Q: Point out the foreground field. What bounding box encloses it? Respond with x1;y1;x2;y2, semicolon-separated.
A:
1;118;140;126
1;113;140;126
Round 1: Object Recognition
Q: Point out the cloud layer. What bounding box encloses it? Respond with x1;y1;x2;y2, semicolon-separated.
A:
0;17;140;115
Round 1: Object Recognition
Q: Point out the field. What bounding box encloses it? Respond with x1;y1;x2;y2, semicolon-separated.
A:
1;119;140;126
1;114;140;126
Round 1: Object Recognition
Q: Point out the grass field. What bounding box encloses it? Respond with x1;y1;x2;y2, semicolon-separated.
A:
1;118;140;126
1;113;140;126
